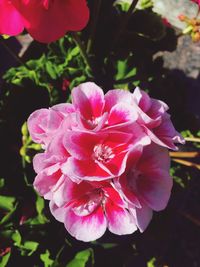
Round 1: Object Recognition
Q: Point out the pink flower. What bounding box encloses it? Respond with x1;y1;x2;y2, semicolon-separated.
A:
33;129;70;199
27;103;75;147
61;130;149;182
72;82;139;131
27;82;184;241
115;143;173;232
50;178;137;242
0;0;89;43
132;87;185;150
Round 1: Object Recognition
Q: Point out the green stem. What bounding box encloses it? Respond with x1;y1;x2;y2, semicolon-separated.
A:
71;32;93;75
112;0;139;47
86;0;102;53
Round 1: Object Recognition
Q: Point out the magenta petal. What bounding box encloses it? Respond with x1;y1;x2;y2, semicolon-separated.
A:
108;103;138;126
72;82;105;120
105;201;137;235
138;143;170;172
64;206;107;242
62;157;112;182
63;131;106;160
52;177;94;207
0;1;24;35
138;170;173;211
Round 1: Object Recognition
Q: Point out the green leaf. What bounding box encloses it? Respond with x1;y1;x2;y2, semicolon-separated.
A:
0;195;16;211
147;257;156;267
22;241;39;256
45;62;57;80
11;230;22;247
0;251;11;267
66;248;93;267
40;250;54;267
0;178;5;189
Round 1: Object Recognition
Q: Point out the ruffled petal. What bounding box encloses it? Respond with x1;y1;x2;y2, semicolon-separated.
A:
64;205;107;242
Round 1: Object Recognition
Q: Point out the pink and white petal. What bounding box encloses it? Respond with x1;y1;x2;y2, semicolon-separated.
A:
104;89;133;112
52;103;75;117
62;157;112;182
52;177;94;207
103;186;125;208
153;114;185;149
33;169;62;198
104;150;130;177
105;202;137;235
118;122;151;147
63;131;107;160
131;204;153;232
49;201;67;223
64;206;107;242
137;170;173;211
72;82;105;120
132;87;151;112
143;126;178;150
108;103;138;126
0;1;24;36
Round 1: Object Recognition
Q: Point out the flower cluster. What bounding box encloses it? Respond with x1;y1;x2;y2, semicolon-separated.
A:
27;82;184;242
0;0;89;43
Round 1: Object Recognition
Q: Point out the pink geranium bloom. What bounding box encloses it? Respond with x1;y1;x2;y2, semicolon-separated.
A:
115;143;173;232
72;82;139;131
61;130;150;182
27;103;75;147
33;129;70;199
0;0;89;43
50;178;137;242
132;87;185;150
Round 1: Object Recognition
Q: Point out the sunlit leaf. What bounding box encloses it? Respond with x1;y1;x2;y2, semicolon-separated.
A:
66;248;93;267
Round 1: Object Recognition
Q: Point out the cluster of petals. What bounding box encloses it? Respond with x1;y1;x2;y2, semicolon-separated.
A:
27;82;184;242
0;0;89;43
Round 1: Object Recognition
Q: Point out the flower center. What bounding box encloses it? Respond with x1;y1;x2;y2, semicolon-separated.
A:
72;190;103;216
93;144;115;163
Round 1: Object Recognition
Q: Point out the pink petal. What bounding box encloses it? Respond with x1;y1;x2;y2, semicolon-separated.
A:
104;89;133;112
33;169;62;199
137;169;173;211
108;103;138;126
52;177;94;207
132;87;151;112
49;201;67;223
63;131;107;160
0;0;24;35
137;143;170;172
131;204;153;232
72;82;105;120
105;201;137;235
64;206;107;242
52;103;75;117
62;157;112;182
